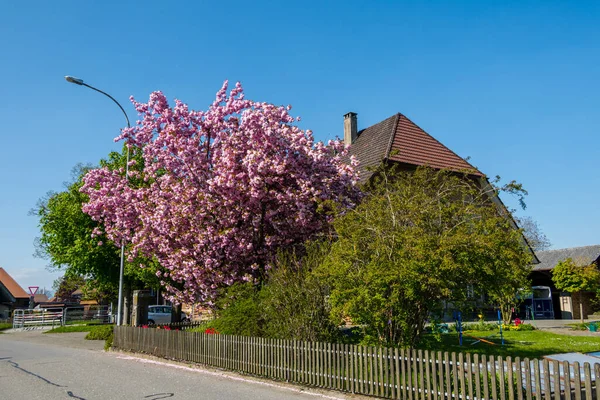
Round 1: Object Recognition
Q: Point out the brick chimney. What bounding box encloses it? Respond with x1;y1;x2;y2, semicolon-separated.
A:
344;112;357;146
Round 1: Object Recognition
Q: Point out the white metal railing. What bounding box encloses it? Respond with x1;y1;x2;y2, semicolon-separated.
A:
11;305;113;329
12;309;63;329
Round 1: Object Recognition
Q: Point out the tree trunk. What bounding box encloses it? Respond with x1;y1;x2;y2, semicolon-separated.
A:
171;303;182;323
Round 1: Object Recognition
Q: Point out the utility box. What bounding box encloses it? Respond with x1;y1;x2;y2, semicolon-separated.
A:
132;290;151;326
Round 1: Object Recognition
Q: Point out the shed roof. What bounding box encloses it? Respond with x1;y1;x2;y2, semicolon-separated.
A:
33;293;49;303
0;267;30;299
533;245;600;271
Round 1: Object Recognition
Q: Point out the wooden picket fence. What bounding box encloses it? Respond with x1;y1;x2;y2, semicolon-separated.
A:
113;326;599;399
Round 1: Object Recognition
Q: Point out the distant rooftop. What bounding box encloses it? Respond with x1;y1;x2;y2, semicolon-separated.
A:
533;245;600;271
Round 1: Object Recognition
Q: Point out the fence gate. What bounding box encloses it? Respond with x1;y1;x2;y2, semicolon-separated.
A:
12;309;63;329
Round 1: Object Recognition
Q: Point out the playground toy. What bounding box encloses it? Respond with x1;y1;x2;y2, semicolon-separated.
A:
454;310;505;346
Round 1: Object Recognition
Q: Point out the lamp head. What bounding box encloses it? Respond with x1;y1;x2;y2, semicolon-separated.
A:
65;76;84;85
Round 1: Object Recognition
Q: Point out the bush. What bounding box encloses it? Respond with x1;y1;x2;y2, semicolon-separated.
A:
501;323;535;331
260;243;341;343
104;332;113;350
205;282;265;337
511;323;535;331
202;242;339;342
85;325;114;340
462;322;498;332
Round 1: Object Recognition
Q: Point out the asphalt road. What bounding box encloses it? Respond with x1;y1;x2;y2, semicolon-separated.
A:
0;330;351;400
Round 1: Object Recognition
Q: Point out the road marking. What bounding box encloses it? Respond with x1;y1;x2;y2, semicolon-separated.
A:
116;355;347;399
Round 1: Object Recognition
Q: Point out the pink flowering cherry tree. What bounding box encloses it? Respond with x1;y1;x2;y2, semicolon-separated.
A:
81;81;360;304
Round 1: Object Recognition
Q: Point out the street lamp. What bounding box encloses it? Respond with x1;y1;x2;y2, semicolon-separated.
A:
65;75;130;326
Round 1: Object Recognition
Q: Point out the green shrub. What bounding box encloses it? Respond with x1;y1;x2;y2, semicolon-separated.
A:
462;322;498;332
511;323;535;331
104;331;114;350
207;282;265;336
261;243;341;343
85;325;114;340
202;242;339;342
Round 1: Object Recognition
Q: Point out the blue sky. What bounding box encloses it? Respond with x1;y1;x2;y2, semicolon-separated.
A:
0;1;598;292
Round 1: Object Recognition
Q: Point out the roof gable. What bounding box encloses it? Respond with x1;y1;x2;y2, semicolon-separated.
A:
533;245;600;271
0;268;30;299
389;115;482;176
348;113;482;182
347;114;399;182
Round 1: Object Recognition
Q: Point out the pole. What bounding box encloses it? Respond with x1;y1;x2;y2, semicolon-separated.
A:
498;309;504;346
65;76;130;326
456;311;462;346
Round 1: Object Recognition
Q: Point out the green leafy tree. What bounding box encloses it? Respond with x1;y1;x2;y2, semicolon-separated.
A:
33;163;122;297
53;274;85;302
319;166;533;347
552;258;600;322
31;150;160;313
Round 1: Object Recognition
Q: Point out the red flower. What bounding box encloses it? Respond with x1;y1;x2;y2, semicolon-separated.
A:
204;327;219;335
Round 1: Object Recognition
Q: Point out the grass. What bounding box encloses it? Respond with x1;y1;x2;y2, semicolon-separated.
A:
45;325;98;334
419;330;600;359
0;323;12;332
45;324;114;350
63;320;106;326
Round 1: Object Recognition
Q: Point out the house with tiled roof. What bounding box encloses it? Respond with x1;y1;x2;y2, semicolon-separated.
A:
0;267;30;319
529;245;600;320
344;112;483;183
343;112;539;264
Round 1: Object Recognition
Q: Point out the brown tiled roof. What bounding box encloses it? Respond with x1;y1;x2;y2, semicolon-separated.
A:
0;267;30;299
347;114;399;182
390;115;482;175
348;113;482;182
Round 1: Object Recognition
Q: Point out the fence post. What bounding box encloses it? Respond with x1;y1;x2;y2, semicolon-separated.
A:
514;357;523;400
431;351;439;400
482;354;490;400
534;359;543;400
583;362;592;400
542;359;551;400
524;358;533;400
474;353;481;400
458;352;466;400
573;362;581;400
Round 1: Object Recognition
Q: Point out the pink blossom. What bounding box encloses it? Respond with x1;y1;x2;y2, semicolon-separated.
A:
80;81;360;304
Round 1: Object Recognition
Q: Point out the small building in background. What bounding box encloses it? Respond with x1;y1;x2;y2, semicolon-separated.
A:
530;245;600;320
0;267;30;319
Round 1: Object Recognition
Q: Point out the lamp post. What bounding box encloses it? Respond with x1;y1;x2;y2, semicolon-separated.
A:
65;75;130;326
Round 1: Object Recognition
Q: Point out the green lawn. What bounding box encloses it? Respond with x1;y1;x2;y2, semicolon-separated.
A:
0;323;12;332
419;330;600;359
45;324;114;350
45;325;97;333
45;324;112;336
